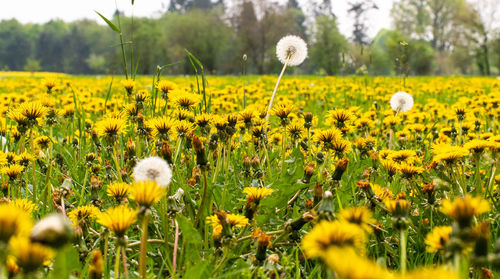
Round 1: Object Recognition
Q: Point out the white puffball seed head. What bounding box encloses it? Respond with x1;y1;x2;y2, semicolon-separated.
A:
390;91;414;113
133;156;172;187
276;35;307;67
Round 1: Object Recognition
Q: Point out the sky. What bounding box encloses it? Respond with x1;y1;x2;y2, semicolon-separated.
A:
0;0;395;38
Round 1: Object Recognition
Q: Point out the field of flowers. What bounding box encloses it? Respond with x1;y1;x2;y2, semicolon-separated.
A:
0;71;499;279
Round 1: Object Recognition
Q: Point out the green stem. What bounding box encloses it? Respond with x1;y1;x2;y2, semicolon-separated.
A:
173;137;183;166
195;170;209;227
30;130;37;205
139;213;150;279
114;245;121;279
112;144;123;182
400;229;407;274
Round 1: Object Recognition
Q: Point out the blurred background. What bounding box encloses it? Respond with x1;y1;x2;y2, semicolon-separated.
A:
0;0;499;76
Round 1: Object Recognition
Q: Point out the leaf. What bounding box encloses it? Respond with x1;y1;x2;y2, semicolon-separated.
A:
49;245;80;279
176;215;202;247
184;261;210;279
103;77;114;113
95;11;121;34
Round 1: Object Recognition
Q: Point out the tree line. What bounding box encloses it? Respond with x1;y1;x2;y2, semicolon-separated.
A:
0;0;499;76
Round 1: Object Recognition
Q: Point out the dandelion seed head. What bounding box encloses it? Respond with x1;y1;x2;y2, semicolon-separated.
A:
276;35;307;66
390;91;414;112
133;156;172;187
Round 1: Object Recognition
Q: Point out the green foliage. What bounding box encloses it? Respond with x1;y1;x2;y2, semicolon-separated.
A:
309;16;347;75
23;58;41;73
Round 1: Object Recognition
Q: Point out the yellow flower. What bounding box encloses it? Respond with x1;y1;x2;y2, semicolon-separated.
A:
107;182;131;201
1;164;25;180
338;207;375;233
14;152;36;166
175;120;195;137
67;205;100;227
129;180;166;208
0;203;33;243
425;225;452;253
464;139;494;154
398;163;424;178
148;117;176;138
432;144;469;165
314;128;343;151
156;80;176;93
380;160;398;177
97;205;137;237
9;236;54;274
403;266;457;279
173;92;202;110
326;109;353;129
441;195;489;227
18;102;48;122
384;199;410;218
301;220;366;258
272;104;294;120
243;187;274;202
10;199;38;215
95;117;127;138
34;136;52;149
121;79;135;91
322;247;389;279
206;213;249;237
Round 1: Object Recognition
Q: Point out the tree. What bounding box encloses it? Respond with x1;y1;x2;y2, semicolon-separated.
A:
233;0;304;74
391;0;429;40
391;0;463;51
309;15;347;75
348;1;378;45
0;19;33;70
454;0;500;75
168;0;223;13
24;58;41;73
35;20;69;72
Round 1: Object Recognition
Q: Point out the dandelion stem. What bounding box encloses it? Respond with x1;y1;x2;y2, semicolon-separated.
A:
30;129;37;205
139;212;150;279
400;229;407;274
196;170;209;227
122;247;129;279
172;219;179;274
112;144;123;182
114;245;121;279
265;55;290;121
173;137;183;166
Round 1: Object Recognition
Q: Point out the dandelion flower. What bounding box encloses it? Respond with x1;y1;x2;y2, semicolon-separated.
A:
243;187;274;203
276;35;307;66
67;205;100;227
107;182;131;201
390;91;413;113
301;220;366;258
95;117;127;138
9;236;54;274
441;195;489;228
133;156;172;187
322;247;389;279
97;205;137;237
425;226;452;253
206;212;249;237
338;207;375;233
0;203;33;243
129;180;166;208
10;199;38;215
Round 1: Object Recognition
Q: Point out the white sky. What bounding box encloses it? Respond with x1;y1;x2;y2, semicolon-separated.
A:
0;0;394;38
